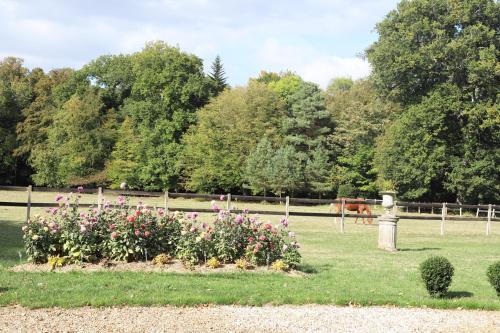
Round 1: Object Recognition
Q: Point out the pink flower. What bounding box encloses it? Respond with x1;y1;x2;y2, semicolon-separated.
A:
22;226;28;232
127;216;136;223
134;210;141;217
117;195;125;206
77;186;84;193
280;217;288;228
235;214;244;224
49;207;58;215
134;230;140;236
111;232;117;239
55;194;64;202
259;235;266;241
212;204;220;212
79;212;87;218
144;231;151;238
243;208;249;214
288;232;295;238
219;195;225;201
187;212;199;219
80;225;87;233
110;224;116;230
157;208;165;216
264;223;272;230
190;227;197;233
247;236;255;243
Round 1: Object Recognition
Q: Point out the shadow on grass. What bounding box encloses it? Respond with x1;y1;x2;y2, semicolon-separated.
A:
445;291;474;299
399;247;441;252
0;220;24;264
297;263;318;274
0;287;8;293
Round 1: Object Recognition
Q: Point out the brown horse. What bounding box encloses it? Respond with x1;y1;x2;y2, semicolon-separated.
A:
329;198;373;224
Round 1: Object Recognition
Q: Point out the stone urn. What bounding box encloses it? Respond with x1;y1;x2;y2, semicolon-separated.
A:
378;191;399;252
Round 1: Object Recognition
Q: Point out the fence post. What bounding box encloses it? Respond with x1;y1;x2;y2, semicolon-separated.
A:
97;187;103;211
418;204;421;214
441;202;446;236
431;206;434;215
227;193;231;211
26;185;32;222
285;196;290;220
486;204;492;236
340;198;345;234
164;190;169;213
459;207;462;216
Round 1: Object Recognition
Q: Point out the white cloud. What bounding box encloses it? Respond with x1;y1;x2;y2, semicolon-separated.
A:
0;0;397;86
300;56;371;88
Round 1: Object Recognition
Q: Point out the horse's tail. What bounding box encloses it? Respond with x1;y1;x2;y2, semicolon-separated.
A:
365;204;373;224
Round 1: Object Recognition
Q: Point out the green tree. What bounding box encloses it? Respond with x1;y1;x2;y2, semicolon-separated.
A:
181;81;283;193
244;138;274;195
208;55;228;96
367;0;499;202
0;57;32;184
31;89;118;186
124;41;211;190
305;146;333;197
269;145;302;197
326;79;399;197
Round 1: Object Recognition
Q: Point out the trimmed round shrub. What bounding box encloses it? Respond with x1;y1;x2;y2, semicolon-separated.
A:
419;256;454;298
486;261;500;297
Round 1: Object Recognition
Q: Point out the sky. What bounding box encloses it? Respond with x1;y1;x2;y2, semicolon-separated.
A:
0;0;399;88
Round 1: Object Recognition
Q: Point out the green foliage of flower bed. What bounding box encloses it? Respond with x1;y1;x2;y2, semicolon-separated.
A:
419;256;454;298
21;193;301;268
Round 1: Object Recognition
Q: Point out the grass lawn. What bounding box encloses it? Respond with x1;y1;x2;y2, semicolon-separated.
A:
0;190;499;309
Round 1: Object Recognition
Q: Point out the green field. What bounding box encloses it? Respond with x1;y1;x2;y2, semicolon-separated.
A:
0;190;499;309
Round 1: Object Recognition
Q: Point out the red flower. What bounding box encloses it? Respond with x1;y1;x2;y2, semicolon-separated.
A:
247;236;255;243
110;224;116;230
140;224;145;229
111;232;117;239
264;223;272;230
134;230;140;236
134;210;141;217
127;216;136;223
259;235;266;241
144;231;151;237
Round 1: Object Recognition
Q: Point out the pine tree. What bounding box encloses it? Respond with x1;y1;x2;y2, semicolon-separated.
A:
208;55;227;96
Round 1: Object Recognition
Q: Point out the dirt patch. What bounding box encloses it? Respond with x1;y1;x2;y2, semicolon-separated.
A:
9;259;306;276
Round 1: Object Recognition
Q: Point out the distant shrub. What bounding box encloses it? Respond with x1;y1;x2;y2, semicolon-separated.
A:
419;256;454;298
486;261;500;297
152;254;171;265
271;259;289;271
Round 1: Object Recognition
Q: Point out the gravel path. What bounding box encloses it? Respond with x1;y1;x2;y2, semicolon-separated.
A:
0;305;499;332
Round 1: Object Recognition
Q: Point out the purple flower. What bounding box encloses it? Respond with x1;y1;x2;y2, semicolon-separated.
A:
49;207;58;215
212;204;220;212
77;186;84;193
235;214;244;224
280;217;288;228
219;195;225;201
104;201;111;209
55;194;64;202
243;208;249;214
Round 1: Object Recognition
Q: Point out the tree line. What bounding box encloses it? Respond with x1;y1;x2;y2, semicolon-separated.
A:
0;0;498;203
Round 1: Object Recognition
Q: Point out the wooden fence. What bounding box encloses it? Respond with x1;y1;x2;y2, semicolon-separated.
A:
0;185;498;236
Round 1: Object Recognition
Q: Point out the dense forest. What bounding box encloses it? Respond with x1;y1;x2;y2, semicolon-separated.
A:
0;0;498;203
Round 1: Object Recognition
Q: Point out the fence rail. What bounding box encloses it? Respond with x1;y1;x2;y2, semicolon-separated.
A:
0;185;498;235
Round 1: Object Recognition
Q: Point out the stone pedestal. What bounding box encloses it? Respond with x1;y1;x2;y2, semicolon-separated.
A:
378;214;399;252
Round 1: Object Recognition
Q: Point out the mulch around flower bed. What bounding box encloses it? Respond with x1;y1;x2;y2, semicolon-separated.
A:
9;260;307;276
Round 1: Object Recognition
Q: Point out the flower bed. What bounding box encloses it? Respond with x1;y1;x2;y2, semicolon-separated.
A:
21;190;301;270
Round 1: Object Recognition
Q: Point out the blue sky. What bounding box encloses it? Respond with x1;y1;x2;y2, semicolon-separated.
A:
0;0;399;88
